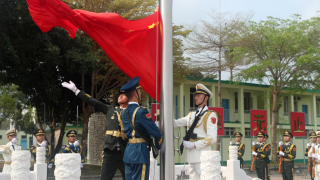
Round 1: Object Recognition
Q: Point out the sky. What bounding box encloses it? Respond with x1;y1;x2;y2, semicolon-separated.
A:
172;0;320;25
171;0;320;82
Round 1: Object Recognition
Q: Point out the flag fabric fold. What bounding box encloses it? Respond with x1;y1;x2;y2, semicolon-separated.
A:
27;0;163;101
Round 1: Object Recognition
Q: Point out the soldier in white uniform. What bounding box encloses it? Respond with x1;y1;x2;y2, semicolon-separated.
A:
0;130;22;172
313;131;320;180
175;83;218;180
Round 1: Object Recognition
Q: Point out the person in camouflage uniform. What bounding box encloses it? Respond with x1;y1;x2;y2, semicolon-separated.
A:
233;132;245;169
30;129;54;168
252;132;268;180
277;131;296;180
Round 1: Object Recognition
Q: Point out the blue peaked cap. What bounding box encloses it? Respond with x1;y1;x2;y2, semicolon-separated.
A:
120;76;142;93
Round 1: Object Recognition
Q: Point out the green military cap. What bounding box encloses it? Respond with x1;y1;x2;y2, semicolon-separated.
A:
309;132;317;138
257;132;264;137
66;130;77;137
284;130;293;138
35;129;45;136
264;133;268;138
234;132;243;137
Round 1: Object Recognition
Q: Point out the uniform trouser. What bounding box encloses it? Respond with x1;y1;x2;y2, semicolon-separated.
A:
189;163;201;180
256;167;267;180
315;164;320;180
266;163;270;180
310;160;314;180
239;157;243;169
125;163;150;180
101;149;125;180
282;168;294;180
2;164;11;172
255;159;267;180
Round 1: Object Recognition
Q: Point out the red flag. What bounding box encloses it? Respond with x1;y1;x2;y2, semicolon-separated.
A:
27;0;163;102
250;110;267;136
290;112;305;137
208;107;224;136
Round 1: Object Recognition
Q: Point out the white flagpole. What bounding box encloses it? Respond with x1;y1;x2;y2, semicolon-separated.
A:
160;0;174;179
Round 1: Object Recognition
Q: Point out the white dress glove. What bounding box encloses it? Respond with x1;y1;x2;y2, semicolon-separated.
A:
11;138;17;144
279;141;283;146
155;121;159;128
74;141;79;147
48;164;53;169
312;143;315;148
252;142;256;146
252;151;257;156
307;143;310;147
230;141;233;145
62;81;77;92
183;141;195;149
279;151;285;156
40;141;47;147
80;163;84;168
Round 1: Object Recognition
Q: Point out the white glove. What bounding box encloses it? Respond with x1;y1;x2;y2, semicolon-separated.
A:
230;141;233;145
307;143;310;147
48;164;53;169
279;141;283;146
279;151;285;156
252;151;257;156
40;141;47;147
183;141;195;149
155;121;159;128
312;143;315;148
74;141;79;147
80;163;84;168
62;81;77;92
11;138;17;144
252;142;256;146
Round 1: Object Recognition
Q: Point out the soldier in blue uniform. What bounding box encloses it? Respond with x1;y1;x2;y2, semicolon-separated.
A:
120;76;162;180
61;130;85;168
30;129;54;168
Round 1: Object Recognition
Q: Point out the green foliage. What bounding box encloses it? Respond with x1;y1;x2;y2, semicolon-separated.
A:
235;15;320;92
173;25;192;82
0;84;36;133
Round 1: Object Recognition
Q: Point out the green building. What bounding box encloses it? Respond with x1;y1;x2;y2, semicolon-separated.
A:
172;77;320;165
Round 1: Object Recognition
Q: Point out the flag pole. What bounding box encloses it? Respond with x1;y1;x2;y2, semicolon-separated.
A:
160;0;174;179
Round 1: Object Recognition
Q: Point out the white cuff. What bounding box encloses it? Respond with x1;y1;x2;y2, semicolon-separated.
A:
75;89;80;95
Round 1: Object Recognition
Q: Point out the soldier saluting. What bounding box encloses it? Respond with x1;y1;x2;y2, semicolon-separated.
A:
30;129;54;168
61;130;85;168
0;130;22;172
62;80;128;180
277;131;296;180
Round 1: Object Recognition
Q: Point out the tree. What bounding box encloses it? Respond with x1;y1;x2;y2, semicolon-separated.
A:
0;84;36;134
235;15;320;162
185;10;252;150
0;0;98;156
173;25;192;82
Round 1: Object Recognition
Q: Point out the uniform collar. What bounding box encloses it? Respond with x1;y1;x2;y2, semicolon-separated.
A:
285;142;291;145
236;142;241;144
196;106;208;115
128;102;139;106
